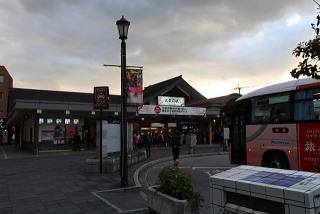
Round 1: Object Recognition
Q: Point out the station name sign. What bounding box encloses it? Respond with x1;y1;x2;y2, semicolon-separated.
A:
138;105;206;116
158;96;185;106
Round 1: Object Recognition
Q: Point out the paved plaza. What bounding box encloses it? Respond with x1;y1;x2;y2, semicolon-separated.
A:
0;144;221;214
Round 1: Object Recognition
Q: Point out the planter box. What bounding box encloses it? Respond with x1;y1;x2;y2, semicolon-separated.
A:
146;186;192;214
86;150;146;173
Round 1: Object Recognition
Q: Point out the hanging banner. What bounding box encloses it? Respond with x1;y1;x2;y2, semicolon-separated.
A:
94;86;109;109
67;126;76;138
138;105;206;116
126;69;143;104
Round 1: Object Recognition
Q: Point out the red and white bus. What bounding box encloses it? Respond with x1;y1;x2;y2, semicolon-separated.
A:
224;78;320;172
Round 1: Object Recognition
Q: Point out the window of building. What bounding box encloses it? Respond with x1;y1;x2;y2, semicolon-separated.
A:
39;118;44;124
0;92;2;100
56;119;62;124
47;118;53;124
0;75;3;83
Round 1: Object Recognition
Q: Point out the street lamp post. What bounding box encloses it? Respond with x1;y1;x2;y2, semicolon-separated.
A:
116;16;130;187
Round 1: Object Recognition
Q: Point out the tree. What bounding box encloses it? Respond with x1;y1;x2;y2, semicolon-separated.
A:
291;0;320;79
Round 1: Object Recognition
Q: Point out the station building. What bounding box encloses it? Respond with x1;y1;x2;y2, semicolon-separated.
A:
1;66;239;153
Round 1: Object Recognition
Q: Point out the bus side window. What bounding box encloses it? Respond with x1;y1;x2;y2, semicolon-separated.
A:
314;99;320;120
252;94;290;124
252;98;271;123
294;89;315;121
271;103;290;123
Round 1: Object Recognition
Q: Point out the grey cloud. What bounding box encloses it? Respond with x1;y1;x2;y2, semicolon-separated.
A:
0;0;316;96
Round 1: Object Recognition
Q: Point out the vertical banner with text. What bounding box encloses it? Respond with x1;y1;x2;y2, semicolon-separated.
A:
94;86;109;109
126;69;143;104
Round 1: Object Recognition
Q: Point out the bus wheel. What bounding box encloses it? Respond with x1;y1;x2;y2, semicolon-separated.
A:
267;153;290;169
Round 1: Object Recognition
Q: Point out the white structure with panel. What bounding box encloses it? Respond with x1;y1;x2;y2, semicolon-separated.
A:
210;165;320;214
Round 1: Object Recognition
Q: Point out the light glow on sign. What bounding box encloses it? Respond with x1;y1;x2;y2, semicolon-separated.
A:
158;96;185;106
138;105;206;116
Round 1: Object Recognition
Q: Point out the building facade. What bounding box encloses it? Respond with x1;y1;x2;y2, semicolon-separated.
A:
0;65;13;118
3;66;237;153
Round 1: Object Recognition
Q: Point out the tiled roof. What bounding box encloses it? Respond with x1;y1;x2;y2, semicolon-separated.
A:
143;75;206;102
0;65;13;80
143;75;182;98
187;93;240;107
9;88;121;104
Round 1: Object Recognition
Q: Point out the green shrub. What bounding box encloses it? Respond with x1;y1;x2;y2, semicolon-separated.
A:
155;165;203;211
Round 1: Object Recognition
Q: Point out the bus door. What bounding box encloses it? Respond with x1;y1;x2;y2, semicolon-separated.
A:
229;103;250;164
230;112;247;164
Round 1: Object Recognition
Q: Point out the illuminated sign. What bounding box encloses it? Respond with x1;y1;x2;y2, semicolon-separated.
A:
158;96;185;106
138;105;206;116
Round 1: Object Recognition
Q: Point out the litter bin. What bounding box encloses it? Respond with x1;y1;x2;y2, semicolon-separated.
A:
210;165;320;214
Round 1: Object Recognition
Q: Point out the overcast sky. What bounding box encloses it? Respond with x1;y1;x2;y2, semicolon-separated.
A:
0;0;317;98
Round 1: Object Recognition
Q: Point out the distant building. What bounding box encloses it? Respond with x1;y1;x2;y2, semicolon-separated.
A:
0;66;13;118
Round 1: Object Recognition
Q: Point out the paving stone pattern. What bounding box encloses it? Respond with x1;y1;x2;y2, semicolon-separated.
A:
0;153;120;214
0;144;220;214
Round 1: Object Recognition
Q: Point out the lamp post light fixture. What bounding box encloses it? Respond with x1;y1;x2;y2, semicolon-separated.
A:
116;15;130;187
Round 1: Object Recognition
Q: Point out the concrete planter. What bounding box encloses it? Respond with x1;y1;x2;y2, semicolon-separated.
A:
146;186;193;214
86;150;146;173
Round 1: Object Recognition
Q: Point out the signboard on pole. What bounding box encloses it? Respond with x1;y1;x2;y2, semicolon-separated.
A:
93;86;109;174
126;69;143;104
94;86;109;109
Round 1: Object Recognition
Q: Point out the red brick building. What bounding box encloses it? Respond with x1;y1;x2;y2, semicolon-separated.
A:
0;66;13;118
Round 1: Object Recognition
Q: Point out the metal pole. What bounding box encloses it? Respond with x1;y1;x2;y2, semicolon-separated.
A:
100;109;103;174
103;64;143;69
34;111;39;156
120;39;128;186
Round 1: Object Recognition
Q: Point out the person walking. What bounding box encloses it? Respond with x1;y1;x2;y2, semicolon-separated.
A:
133;132;137;150
172;131;180;165
157;132;164;147
136;132;141;149
143;132;152;158
217;128;224;151
73;132;81;151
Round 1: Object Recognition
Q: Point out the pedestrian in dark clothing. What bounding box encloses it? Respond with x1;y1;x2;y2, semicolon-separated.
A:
143;132;152;158
74;133;81;151
157;133;164;147
84;130;90;148
136;132;141;149
217;128;224;151
172;131;180;165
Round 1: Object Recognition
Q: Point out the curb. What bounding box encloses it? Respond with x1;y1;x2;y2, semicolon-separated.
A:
133;151;228;200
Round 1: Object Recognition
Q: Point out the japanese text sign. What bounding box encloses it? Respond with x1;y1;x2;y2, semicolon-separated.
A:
94;86;109;109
